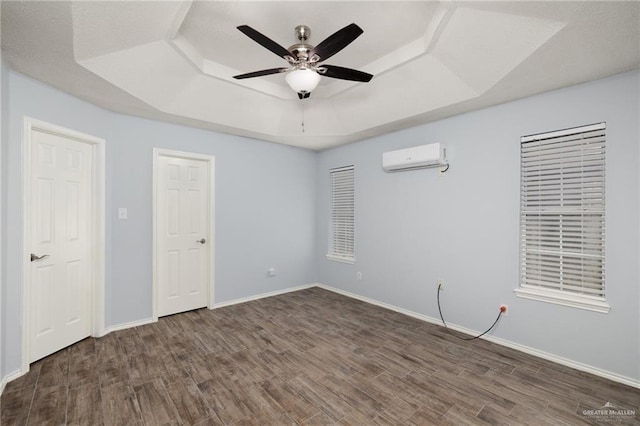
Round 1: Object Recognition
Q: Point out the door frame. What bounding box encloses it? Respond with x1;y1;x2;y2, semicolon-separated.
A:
21;117;106;374
152;148;215;321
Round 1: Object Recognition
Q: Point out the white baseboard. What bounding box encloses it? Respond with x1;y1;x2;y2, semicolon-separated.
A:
1;316;157;392
99;317;157;337
98;283;317;337
0;369;26;396
212;283;316;309
315;283;640;389
3;282;635;394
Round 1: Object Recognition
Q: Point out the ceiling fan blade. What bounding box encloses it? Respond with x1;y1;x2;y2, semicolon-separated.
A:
233;68;288;79
309;23;363;62
237;25;293;60
319;65;373;82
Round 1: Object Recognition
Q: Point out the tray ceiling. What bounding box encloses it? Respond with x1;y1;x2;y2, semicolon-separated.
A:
2;1;639;150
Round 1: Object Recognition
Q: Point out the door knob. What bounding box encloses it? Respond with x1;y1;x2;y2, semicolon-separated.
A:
196;238;206;244
30;253;50;262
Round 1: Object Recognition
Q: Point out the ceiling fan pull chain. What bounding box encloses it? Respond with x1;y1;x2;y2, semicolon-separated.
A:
301;99;305;133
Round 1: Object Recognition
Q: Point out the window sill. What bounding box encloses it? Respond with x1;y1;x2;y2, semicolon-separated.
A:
326;254;355;264
514;286;610;314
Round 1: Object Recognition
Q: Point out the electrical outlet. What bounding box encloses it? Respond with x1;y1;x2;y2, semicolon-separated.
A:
268;267;276;277
356;271;362;280
500;304;508;316
437;279;444;289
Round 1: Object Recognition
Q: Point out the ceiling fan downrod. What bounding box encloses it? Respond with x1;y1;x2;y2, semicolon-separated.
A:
288;25;314;63
295;25;310;42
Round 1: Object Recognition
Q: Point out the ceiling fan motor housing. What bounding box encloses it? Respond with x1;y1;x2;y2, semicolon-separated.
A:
289;25;315;63
288;43;313;62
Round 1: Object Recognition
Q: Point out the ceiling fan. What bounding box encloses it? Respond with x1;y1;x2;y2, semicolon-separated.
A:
233;23;374;99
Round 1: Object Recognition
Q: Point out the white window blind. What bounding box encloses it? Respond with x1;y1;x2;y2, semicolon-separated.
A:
519;123;606;304
328;165;355;263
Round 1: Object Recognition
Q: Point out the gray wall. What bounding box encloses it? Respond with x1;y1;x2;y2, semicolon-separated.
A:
2;71;317;375
1;66;638;385
316;70;640;381
107;113;317;325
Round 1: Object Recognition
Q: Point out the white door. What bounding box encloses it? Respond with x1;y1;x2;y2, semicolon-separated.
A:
29;129;92;362
157;155;210;316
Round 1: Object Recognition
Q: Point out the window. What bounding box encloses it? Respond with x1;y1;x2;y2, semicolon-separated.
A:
327;165;355;263
515;123;609;313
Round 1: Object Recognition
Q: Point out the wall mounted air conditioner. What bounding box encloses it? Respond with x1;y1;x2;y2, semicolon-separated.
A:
382;143;447;172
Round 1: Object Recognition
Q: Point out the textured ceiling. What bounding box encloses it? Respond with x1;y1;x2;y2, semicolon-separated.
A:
2;1;639;150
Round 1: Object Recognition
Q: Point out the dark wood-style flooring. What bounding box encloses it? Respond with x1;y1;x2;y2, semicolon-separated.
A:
2;287;639;425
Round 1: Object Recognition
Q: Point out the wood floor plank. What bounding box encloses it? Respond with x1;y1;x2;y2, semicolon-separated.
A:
237;384;295;424
253;349;301;381
405;404;448;425
301;410;336;425
506;366;594;413
117;329;149;360
429;368;517;415
67;337;96;359
95;334;126;361
27;384;67;426
134;379;182;425
458;368;548;413
2;287;639;425
230;349;277;382
365;346;417;378
159;352;193;387
0;387;35;426
345;372;419;420
544;402;596;426
402;370;464;415
372;400;418;425
67;354;99;389
196;379;254;425
317;374;385;419
261;376;321;423
178;353;217;385
508;405;560;426
97;356;130;389
192;416;224;426
100;384;143;426
286;374;352;422
127;352;165;388
165;378;218;425
337;407;383;425
439;404;485;426
66;384;103;426
35;349;69;390
421;369;496;415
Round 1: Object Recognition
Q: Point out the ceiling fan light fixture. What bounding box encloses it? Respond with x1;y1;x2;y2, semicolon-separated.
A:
285;68;320;94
